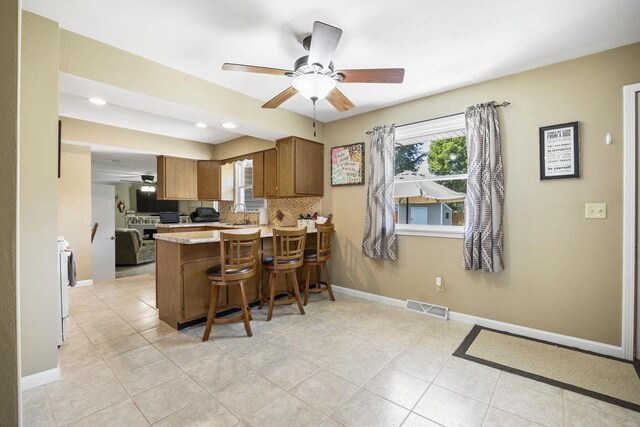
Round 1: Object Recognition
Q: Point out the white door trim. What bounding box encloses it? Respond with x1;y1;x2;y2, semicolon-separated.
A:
622;82;640;361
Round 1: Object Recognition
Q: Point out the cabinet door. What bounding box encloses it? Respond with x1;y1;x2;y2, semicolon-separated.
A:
252;152;265;198
294;138;324;196
264;149;278;198
276;138;295;197
158;156;198;200
181;259;213;321
197;161;221;200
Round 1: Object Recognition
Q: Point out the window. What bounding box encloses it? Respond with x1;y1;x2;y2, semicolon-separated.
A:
234;159;266;212
394;114;467;238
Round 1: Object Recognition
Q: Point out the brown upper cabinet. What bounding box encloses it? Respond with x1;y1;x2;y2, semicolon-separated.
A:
157;156;198;200
252;152;265;198
157;136;322;201
197;160;221;200
263;149;278;198
276;136;323;197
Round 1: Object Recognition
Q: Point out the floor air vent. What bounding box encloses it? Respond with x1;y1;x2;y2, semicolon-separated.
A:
405;299;449;320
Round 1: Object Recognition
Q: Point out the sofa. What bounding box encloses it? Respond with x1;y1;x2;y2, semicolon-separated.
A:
115;228;155;265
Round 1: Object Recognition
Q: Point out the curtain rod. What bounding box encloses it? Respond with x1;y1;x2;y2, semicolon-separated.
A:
365;101;510;135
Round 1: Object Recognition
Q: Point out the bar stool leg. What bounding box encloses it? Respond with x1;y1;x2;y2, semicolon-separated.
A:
322;263;335;301
303;264;312;306
289;271;305;315
238;282;253;337
267;272;276;321
259;270;267;310
202;284;220;342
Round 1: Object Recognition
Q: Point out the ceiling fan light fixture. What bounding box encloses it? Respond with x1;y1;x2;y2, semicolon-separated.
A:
141;185;155;193
292;73;336;101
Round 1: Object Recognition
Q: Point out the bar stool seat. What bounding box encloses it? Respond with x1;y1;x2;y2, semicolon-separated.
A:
206;265;253;276
303;249;329;260
259;227;307;321
202;230;261;342
261;256;299;266
302;223;335;306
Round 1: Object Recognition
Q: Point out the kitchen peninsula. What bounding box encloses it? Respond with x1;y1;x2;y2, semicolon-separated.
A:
154;225;320;329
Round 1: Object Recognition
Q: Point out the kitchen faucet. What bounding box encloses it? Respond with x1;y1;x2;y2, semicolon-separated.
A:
231;203;248;224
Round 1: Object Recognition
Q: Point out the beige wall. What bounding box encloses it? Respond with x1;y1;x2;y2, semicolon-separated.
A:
62;118;216;160
58;145;92;281
58;29;324;143
19;11;59;376
0;0;21;423
324;43;640;346
213;135;276;160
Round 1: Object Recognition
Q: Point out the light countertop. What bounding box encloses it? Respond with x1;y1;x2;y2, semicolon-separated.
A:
153;226;317;244
155;222;249;229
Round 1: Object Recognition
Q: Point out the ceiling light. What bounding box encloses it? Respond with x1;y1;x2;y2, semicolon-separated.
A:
292;73;336;101
88;97;106;105
195;122;207;128
222;122;237;129
141;185;155;193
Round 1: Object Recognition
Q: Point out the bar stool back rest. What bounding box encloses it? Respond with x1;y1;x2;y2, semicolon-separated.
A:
313;224;334;262
272;228;306;269
219;231;261;281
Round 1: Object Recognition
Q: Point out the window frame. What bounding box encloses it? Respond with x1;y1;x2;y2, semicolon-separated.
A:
394;113;467;239
234;159;266;213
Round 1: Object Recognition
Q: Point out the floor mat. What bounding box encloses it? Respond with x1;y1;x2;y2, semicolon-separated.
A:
454;325;640;412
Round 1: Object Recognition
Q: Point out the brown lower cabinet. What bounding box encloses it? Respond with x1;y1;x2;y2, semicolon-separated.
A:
155;233;318;329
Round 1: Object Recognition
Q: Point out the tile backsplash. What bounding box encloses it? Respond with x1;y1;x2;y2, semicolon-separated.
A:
219;197;322;226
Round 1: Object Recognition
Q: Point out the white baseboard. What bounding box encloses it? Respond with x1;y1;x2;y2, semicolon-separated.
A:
332;285;406;308
331;285;624;359
21;366;60;391
75;279;93;287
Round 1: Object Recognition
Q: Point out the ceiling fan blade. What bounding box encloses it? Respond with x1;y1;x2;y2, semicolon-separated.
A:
326;87;355;112
308;21;343;69
336;68;405;83
262;86;298;109
222;63;292;76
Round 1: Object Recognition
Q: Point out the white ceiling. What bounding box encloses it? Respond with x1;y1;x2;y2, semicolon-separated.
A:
74;142;158;184
26;0;640;123
59;73;286;144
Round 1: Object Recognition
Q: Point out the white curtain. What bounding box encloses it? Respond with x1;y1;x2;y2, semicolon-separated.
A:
463;103;504;272
362;125;397;260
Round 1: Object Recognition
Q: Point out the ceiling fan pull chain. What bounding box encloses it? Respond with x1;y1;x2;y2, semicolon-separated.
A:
312;98;317;137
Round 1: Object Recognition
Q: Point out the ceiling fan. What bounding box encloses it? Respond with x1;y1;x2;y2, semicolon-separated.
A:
120;174;156;184
221;21;405;113
120;174;157;192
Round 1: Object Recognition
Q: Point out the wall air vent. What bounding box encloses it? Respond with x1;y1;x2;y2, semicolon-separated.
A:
405;299;449;320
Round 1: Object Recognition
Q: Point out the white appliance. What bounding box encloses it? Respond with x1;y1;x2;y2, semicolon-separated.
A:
57;236;71;346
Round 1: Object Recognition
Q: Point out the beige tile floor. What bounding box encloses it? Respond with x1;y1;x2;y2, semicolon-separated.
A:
23;274;640;426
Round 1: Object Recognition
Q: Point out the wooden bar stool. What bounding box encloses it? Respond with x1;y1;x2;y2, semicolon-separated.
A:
302;223;335;306
202;230;261;342
259;227;306;321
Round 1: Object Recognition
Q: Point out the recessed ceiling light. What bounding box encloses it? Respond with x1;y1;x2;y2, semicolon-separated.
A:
222;122;237;129
195;122;207;128
88;97;106;105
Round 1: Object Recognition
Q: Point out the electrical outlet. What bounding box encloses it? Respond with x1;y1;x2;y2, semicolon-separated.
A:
585;203;607;219
436;277;443;291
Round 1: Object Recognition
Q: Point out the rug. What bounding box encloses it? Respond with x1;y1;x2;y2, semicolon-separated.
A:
454;325;640;412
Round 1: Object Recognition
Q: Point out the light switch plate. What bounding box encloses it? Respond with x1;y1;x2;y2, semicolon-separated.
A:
585;203;607;219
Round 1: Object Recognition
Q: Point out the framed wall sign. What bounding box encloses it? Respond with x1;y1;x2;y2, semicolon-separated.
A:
331;142;365;186
539;122;579;180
